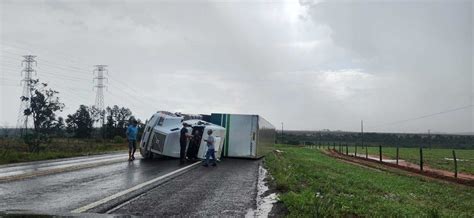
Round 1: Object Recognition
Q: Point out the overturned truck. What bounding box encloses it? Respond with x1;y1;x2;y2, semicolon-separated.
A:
209;113;276;159
140;111;275;160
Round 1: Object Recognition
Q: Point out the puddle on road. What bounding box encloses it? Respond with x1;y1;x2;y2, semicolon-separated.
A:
246;166;279;217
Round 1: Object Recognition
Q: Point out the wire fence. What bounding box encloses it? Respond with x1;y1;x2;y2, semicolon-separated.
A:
305;142;474;179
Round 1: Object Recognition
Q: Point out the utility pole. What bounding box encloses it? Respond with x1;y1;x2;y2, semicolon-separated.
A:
93;65;108;133
361;120;366;158
16;55;37;136
281;122;284;144
428;129;431;149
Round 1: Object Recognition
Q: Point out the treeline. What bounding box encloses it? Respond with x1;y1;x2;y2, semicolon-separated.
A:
4;79;141;153
64;104;141;139
279;130;474;149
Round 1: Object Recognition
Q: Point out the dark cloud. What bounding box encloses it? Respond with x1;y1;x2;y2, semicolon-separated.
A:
0;0;472;133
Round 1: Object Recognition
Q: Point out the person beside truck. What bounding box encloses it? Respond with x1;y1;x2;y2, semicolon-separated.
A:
203;129;217;167
179;123;192;164
126;119;139;161
186;129;202;161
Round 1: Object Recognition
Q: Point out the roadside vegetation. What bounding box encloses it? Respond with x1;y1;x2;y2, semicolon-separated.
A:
0;137;127;165
265;144;474;217
0;79;142;165
281;130;474;149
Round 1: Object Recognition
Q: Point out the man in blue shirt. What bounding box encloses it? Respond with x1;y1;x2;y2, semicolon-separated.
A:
126;119;139;161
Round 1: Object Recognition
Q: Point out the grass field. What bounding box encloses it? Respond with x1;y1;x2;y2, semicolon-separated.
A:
326;145;474;175
265;144;474;217
0;137;128;165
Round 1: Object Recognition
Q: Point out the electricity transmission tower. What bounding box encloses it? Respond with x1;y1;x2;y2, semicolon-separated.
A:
16;55;37;135
93;65;108;128
93;65;108;111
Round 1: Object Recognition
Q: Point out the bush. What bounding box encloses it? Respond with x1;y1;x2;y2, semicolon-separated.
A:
287;140;300;145
113;136;125;143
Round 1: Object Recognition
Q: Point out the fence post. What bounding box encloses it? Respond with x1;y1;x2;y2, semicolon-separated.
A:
419;146;423;171
355;144;358;157
327;142;330;150
379;145;382;162
333;142;336;150
345;144;348;155
452;150;458;178
365;145;368;159
396;145;399;165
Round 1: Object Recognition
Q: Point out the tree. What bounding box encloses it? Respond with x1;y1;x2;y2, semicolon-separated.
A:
89;106;106;138
23;80;65;134
21;79;64;152
1;122;11;138
104;105;134;138
53;117;65;137
66;105;94;138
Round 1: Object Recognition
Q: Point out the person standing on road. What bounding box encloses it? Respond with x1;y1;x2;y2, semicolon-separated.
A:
179;123;192;164
187;129;201;161
203;129;216;167
126;119;139;161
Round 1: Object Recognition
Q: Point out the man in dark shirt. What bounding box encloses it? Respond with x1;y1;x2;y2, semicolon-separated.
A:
179;123;191;164
187;129;202;161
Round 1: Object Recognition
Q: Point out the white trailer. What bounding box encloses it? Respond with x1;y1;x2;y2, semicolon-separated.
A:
210;113;276;159
139;111;226;160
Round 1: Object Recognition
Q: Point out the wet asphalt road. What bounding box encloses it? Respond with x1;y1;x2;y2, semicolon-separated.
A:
111;158;261;217
0;152;189;213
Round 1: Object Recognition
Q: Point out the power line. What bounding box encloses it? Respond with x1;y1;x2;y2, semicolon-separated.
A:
4;49;152;92
2;42;161;111
3;52;150;123
1;41;87;67
368;105;474;128
1;53;91;77
107;82;157;109
2;63;92;113
3;52;158;107
2;67;90;85
4;64;150;112
1;53;91;76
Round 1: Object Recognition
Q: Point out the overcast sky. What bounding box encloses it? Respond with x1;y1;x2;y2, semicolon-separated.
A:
0;0;472;133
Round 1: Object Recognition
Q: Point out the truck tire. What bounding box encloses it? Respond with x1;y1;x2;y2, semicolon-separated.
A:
141;148;153;159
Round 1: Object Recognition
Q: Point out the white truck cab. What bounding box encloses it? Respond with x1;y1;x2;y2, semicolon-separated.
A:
139;111;225;160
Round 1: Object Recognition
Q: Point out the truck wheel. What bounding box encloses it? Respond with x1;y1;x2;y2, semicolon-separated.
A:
141;148;153;159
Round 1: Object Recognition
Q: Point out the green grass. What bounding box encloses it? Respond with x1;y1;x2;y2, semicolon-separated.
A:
265;144;474;217
0;137;128;165
325;145;474;175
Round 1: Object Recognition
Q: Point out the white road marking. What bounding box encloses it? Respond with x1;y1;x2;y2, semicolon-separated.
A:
0;156;125;178
70;161;202;213
0;158;126;182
